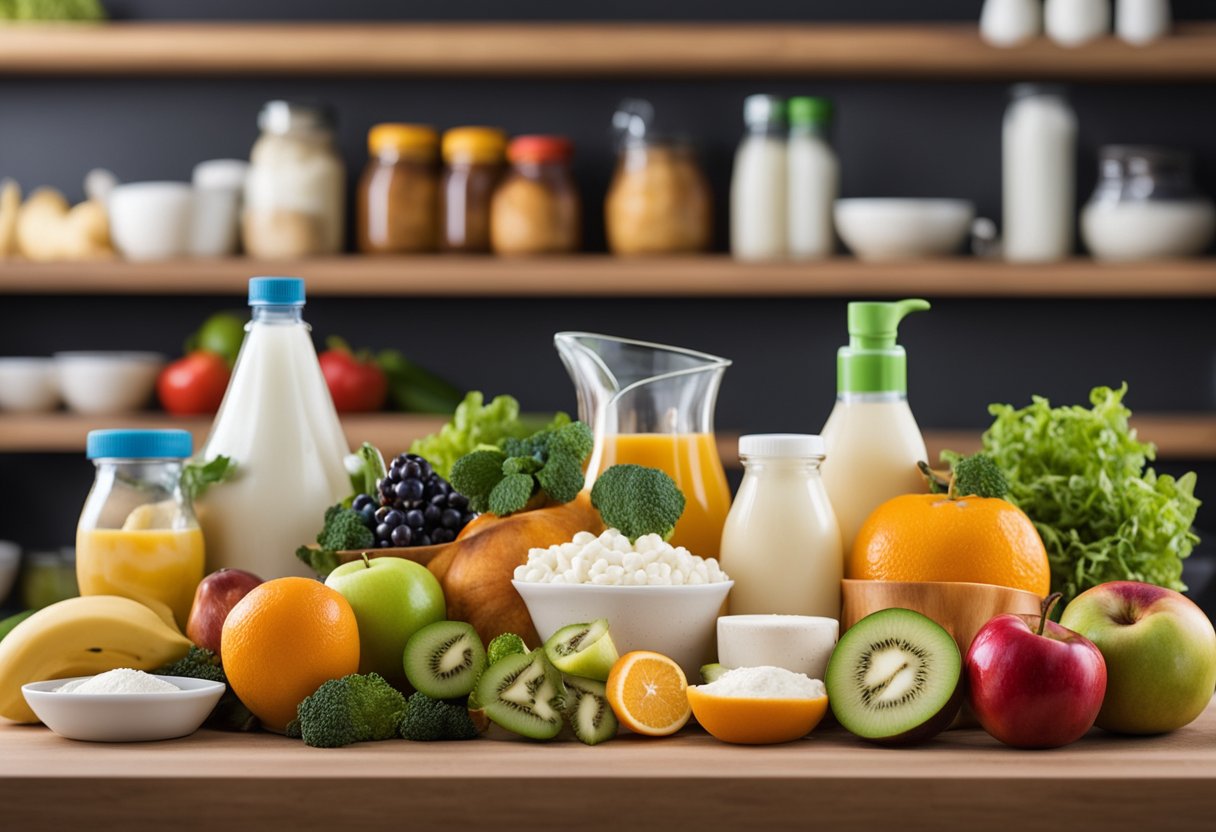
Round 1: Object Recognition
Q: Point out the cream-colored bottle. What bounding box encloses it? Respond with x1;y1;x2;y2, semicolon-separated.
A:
821;299;930;557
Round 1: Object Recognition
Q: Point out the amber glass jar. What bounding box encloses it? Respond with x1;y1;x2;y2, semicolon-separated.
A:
441;127;506;253
606;137;712;255
491;135;580;255
357;123;440;254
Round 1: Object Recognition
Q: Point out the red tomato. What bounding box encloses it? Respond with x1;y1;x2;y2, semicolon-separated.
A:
319;347;387;412
158;351;231;415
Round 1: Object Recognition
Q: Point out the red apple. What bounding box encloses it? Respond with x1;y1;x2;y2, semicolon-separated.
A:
966;593;1107;749
186;568;264;657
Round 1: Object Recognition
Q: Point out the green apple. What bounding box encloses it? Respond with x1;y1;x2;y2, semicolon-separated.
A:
325;556;445;680
1060;581;1216;734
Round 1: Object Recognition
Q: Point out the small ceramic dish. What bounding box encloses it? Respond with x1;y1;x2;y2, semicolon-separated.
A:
0;358;60;412
687;686;829;745
54;351;165;415
835;198;975;261
512;580;733;680
22;675;225;742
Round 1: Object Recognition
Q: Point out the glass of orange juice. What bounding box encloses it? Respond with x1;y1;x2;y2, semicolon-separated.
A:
76;430;205;630
555;332;732;556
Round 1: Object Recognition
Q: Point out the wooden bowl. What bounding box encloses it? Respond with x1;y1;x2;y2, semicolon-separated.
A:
841;579;1043;657
332;544;450;568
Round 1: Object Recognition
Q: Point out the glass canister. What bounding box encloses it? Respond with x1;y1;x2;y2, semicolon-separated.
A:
76;429;205;629
1081;145;1216;262
357;123;441;254
719;434;842;618
441;126;507;253
244;101;346;258
491;135;580;255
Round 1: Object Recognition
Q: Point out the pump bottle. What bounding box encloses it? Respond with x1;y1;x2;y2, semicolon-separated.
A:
820;299;930;556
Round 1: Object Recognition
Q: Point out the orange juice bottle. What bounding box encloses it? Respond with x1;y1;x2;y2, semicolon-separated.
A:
76;430;205;629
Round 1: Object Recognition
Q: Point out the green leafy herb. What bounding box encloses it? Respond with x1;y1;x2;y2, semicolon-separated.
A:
182;455;236;503
449;421;594;516
950;384;1201;605
590;464;686;542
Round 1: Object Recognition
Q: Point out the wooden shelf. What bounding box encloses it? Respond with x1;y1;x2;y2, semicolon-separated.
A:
1;701;1213;831
1;412;1212;461
1;22;1216;80
2;257;1215;298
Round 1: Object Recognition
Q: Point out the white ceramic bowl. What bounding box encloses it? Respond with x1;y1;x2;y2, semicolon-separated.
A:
54;351;164;415
835;198;975;261
0;358;59;413
512;580;733;679
21;675;225;742
108;181;194;261
0;541;19;606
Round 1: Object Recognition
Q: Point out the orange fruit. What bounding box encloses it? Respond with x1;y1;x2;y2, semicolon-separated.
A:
605;651;691;736
849;493;1050;595
686;686;829;745
221;577;360;732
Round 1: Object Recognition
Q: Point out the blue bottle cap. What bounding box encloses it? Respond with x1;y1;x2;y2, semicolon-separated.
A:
86;429;193;460
248;277;306;307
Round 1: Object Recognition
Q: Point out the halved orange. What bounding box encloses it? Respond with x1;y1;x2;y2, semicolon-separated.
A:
687;686;829;745
605;651;691;737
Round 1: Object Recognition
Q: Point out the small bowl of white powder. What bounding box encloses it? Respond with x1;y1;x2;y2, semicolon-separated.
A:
22;668;225;742
687;666;830;745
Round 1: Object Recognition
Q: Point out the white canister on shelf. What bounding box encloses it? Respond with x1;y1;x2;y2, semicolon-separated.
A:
980;0;1043;47
786;96;838;261
1002;84;1077;263
1045;0;1112;47
730;94;787;261
190;159;248;257
1116;0;1171;45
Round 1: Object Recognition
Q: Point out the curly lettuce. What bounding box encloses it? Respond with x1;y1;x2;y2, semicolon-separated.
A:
962;384;1200;605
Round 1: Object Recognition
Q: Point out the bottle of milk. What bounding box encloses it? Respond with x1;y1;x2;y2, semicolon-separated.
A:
787;96;838;261
1002;85;1077;263
197;277;351;577
730;94;787;261
821;299;930;557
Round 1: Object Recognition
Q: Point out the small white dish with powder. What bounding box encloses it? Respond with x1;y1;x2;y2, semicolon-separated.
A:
22;671;225;743
695;666;827;700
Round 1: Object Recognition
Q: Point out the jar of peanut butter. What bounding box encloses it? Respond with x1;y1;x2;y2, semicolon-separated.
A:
357;123;440;254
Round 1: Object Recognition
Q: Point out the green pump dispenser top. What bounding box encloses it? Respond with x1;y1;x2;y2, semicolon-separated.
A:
837;298;930;395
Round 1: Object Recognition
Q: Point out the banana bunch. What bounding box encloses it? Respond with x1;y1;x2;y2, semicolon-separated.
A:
0;595;192;723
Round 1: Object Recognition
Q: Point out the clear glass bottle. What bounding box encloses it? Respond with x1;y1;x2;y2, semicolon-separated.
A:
719;435;842;618
76;429;204;629
244;101;346;258
198;277;350;578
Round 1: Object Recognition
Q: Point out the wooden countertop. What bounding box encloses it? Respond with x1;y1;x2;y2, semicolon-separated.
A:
1;699;1213;831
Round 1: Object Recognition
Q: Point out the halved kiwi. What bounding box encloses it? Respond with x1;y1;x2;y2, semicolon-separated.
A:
543;618;619;682
403;620;488;700
825;608;962;745
475;651;565;740
564;675;618;746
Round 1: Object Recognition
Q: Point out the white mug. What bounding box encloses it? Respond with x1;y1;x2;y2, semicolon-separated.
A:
108;181;194;261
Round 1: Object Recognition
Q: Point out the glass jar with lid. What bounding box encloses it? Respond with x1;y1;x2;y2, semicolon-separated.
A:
1081;145;1215;261
491;135;580;255
357;123;441;254
441;127;506;253
75;429;205;629
243;101;346;258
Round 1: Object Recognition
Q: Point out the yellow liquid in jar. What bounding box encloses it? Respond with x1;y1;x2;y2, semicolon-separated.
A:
597;433;731;558
76;528;205;630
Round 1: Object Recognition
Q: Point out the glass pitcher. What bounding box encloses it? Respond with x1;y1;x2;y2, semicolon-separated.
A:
554;332;732;557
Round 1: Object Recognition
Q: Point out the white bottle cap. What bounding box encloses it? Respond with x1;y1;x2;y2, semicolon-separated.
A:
739;433;826;459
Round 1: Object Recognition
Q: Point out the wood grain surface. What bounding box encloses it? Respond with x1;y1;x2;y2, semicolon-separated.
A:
0;700;1212;831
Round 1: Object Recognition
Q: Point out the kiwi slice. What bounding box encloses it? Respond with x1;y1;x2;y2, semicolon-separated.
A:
825;608;962;745
543;619;620;682
564;675;618;746
403;620;488;700
700;663;727;684
475;651;565;740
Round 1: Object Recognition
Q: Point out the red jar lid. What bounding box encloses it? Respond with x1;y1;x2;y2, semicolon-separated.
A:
508;135;573;164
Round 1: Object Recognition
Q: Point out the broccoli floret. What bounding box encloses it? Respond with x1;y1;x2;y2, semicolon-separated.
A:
590;464;686;542
293;673;408;749
951;453;1010;500
450;421;594;516
316;505;375;551
399;692;480;741
487;632;528;665
154;647;258;732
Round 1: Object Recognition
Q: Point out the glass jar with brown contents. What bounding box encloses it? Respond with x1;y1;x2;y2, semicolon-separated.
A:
441;127;506;253
491;135;580;256
606;137;712;255
357;123;439;254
